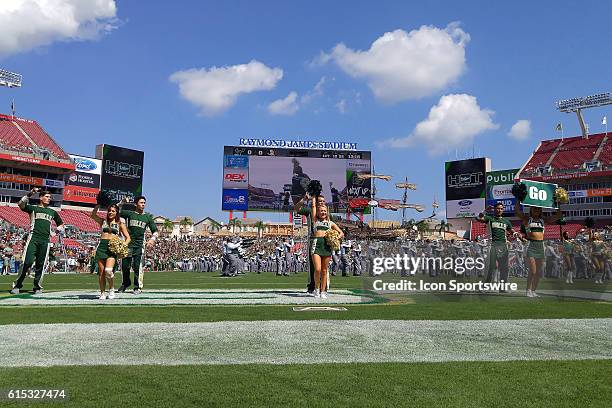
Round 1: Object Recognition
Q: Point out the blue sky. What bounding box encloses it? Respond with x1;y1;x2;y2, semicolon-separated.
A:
0;0;610;223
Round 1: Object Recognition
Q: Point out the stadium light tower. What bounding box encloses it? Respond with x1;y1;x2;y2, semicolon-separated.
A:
556;92;612;139
0;68;22;88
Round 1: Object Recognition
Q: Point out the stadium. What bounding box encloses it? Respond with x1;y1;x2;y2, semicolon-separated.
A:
0;3;611;407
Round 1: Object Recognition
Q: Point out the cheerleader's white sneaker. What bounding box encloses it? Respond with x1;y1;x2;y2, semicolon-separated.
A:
320;292;328;299
108;290;115;300
313;289;320;298
98;293;106;300
526;290;534;298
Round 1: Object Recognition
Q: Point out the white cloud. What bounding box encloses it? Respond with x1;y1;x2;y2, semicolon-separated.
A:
268;91;299;115
170;60;283;116
300;76;328;104
379;94;499;155
508;119;531;140
0;0;118;57
320;22;469;103
335;99;347;114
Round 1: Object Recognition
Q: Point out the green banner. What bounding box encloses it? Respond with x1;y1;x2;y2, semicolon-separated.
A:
520;179;558;209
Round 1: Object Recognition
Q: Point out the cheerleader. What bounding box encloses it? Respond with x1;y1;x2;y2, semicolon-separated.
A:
311;200;343;299
90;204;130;300
561;231;575;284
589;230;606;284
515;205;562;297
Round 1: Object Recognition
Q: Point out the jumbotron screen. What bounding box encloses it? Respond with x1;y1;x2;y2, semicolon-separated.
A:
222;146;372;212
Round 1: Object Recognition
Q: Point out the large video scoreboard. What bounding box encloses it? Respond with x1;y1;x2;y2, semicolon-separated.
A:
222;146;372;212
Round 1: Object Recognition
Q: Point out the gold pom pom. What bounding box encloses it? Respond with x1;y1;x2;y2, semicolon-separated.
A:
108;236;129;258
554;187;569;204
325;229;341;251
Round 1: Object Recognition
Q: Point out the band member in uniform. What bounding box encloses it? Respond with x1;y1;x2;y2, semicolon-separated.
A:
515;204;562;297
311;200;344;298
475;202;514;286
590;230;606;284
295;193;326;293
90;204;130;300
10;188;64;295
118;196;158;294
561;231;575;284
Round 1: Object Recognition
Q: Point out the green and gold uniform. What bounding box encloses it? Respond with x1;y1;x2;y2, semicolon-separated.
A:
120;209;157;290
480;214;513;283
13;195;63;291
526;218;545;259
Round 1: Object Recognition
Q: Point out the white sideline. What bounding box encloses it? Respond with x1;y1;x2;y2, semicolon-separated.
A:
0;319;611;367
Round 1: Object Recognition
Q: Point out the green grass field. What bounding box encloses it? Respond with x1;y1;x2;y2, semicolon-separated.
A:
0;271;610;407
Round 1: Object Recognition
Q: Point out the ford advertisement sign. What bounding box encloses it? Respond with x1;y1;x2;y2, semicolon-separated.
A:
70;155;102;175
222;189;248;211
446;198;485;218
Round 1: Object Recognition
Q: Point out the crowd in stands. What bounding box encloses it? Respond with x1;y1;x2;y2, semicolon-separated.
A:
0;215;610;283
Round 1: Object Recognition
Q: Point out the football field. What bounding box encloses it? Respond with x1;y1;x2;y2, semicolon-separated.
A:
0;272;611;407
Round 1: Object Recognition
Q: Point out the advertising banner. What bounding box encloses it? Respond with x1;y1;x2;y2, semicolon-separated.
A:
96;144;144;202
223;167;248;189
63;185;99;204
445;158;488;201
222;189;249;211
224;155;249;168
486;169;519;215
447;198;486;218
445;158;489;218
63;155;102;204
520;179;558;209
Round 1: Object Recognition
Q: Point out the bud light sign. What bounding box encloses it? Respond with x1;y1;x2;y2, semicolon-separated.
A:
486;169;519;215
222;189;248;211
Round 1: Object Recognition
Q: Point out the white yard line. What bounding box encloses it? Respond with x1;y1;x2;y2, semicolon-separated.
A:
0;289;368;305
0;319;610;367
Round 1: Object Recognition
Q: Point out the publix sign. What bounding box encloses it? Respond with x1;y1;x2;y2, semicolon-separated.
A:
486;169;519;215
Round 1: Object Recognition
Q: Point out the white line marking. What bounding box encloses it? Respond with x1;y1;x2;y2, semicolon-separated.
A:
0;319;610;367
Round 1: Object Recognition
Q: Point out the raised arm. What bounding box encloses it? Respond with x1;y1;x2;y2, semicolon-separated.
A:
311;195;317;221
475;205;492;223
544;208;563;224
18;187;39;212
90;205;104;225
515;202;528;224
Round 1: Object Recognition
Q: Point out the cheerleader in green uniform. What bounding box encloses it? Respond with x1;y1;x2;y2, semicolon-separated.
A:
311;200;343;299
561;231;575;284
515;205;562;297
90;204;130;300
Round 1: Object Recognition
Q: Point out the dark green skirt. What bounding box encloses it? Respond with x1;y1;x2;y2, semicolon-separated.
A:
527;240;545;259
311;237;332;257
96;239;115;260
